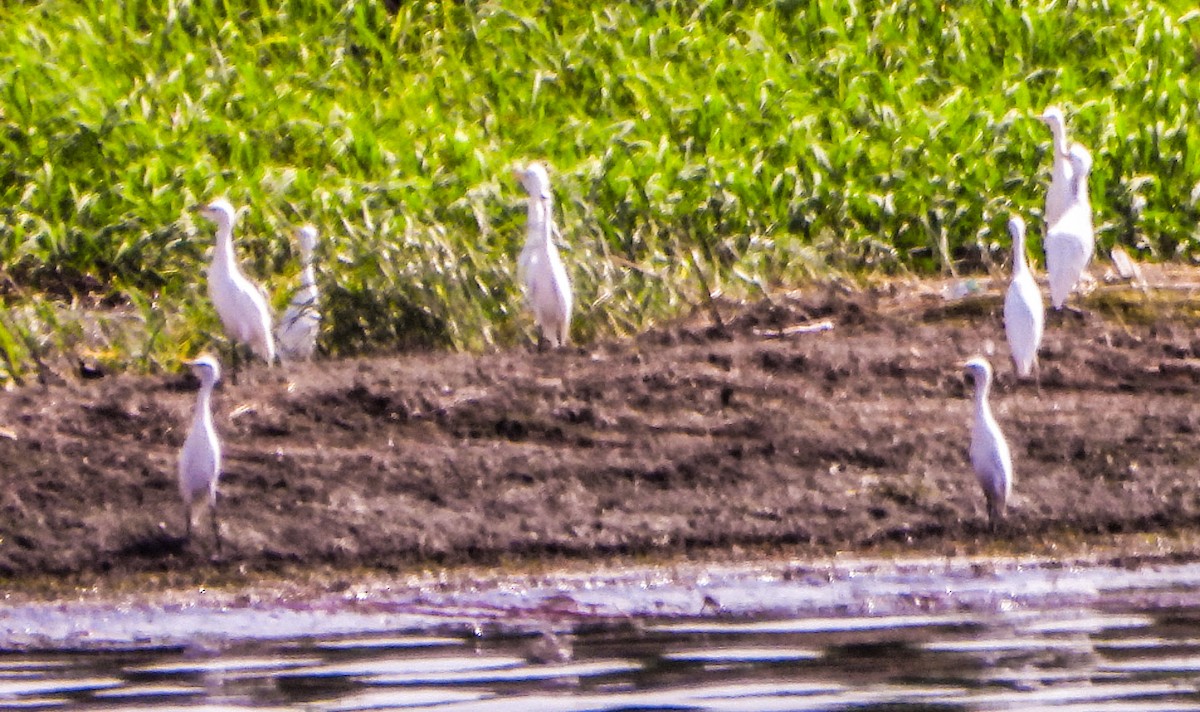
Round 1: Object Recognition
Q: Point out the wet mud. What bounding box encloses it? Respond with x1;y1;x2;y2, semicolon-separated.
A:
2;276;1200;585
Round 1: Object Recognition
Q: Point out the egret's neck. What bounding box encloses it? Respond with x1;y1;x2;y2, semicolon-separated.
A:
212;221;237;270
1069;168;1089;204
1049;121;1069;156
973;376;992;413
1012;234;1028;275
193;380;215;429
525;196;553;248
299;250;317;290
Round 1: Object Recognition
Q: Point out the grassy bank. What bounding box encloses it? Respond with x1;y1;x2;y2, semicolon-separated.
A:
0;0;1197;381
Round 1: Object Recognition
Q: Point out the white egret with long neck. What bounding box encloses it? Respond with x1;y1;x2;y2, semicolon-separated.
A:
194;199;276;366
964;357;1013;531
178;355;223;553
277;225;321;362
1039;106;1074;229
1003;215;1044;379
515;163;573;349
1044;144;1095;310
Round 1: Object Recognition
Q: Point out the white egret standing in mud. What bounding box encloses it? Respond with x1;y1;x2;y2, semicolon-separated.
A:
178;355;223;553
514;162;573;349
277;225;321;362
1039;106;1074;229
1044;144;1095;311
1003;215;1044;379
193;199;276;368
964;357;1013;532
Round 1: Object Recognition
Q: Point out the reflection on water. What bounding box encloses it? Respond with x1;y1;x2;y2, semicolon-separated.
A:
3;559;1200;709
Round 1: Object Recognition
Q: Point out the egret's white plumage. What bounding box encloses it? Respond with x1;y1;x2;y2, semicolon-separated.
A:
515;163;573;348
964;357;1013;531
1003;215;1044;378
1044;144;1095;310
195;199;276;363
277;225;321;362
178;355;223;552
1039;106;1074;228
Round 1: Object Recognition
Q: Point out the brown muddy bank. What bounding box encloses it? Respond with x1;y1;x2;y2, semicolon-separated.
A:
1;276;1199;585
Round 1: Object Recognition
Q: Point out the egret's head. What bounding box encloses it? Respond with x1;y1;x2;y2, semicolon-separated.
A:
963;356;992;385
1038;105;1064;128
1007;215;1026;243
514;162;552;200
295;225;319;254
193;198;237;228
187;354;221;384
1067;143;1092;177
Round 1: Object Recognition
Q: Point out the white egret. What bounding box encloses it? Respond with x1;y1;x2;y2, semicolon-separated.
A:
964;357;1013;531
1003;215;1044;379
1039;106;1074;228
515;162;573;349
277;225;321;362
194;199;276;367
1044;144;1095;310
178;355;223;553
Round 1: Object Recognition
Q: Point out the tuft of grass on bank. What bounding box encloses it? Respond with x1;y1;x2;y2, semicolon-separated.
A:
0;0;1197;380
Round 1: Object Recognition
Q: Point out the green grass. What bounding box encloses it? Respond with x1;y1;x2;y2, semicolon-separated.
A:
0;0;1197;379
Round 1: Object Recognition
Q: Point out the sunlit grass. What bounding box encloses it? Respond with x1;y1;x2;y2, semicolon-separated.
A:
0;0;1197;379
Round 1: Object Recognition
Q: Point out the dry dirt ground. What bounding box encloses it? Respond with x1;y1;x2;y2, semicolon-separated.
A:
2;275;1200;584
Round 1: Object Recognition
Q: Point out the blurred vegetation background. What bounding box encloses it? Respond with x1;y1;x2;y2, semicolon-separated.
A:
0;0;1196;383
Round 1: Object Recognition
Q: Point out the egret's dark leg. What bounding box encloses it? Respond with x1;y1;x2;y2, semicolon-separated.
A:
210;499;222;556
554;318;568;349
242;343;260;382
183;502;193;543
227;342;241;385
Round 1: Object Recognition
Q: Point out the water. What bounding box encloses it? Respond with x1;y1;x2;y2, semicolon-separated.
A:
3;556;1200;709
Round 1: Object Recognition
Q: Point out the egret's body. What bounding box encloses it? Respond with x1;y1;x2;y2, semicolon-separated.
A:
964;357;1013;531
277;225;320;362
196;199;275;364
178;355;223;552
1044;144;1095;310
1003;216;1044;379
515;163;573;348
1040;106;1074;228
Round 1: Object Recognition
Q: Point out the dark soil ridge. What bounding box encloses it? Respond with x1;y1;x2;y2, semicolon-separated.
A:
2;280;1199;581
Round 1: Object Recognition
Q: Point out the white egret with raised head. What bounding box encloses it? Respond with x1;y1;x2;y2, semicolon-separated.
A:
964;357;1013;532
277;225;321;362
193;199;276;368
178;355;223;553
1044;144;1095;311
1039;106;1074;229
514;162;573;349
1003;215;1044;379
